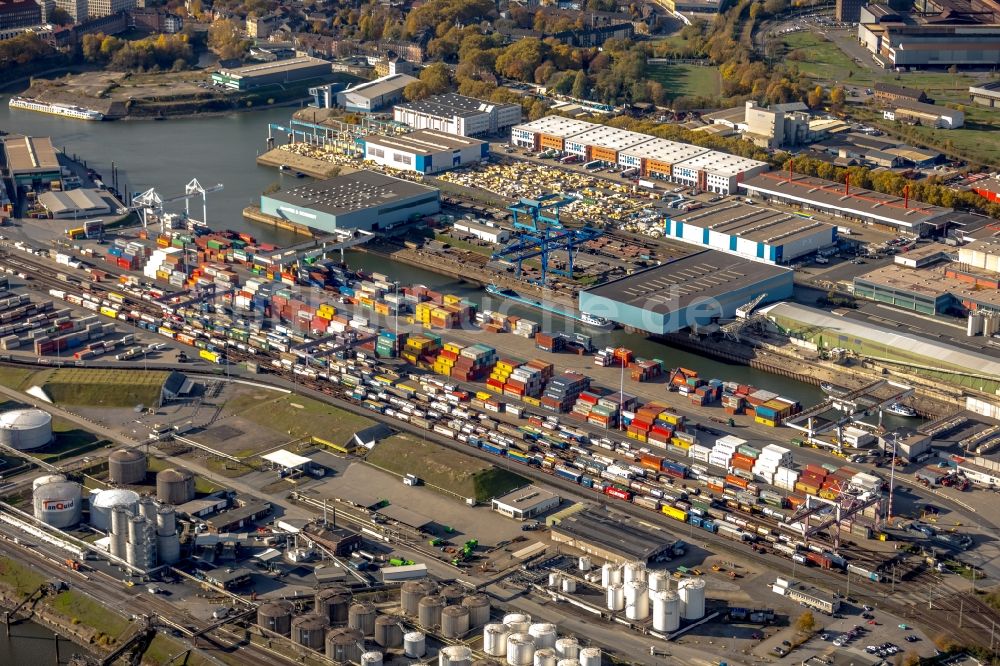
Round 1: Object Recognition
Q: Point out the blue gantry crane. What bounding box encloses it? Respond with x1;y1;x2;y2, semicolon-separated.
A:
492;195;603;286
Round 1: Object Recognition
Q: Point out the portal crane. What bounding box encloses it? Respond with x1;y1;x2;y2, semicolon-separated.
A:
131;178;224;232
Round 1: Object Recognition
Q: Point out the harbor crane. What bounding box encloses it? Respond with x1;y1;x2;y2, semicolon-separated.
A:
491;195;603;286
131;178;224;232
721;292;769;342
785;486;883;552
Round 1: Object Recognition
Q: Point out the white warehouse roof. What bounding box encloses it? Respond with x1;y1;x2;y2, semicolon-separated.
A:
567;125;655;151
673;151;769;177
619;137;711;163
262;449;312;469
513;116;598;138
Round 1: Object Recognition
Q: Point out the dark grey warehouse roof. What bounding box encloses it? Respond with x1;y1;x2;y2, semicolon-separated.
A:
551;507;674;561
582;250;790;315
395;93;518;119
265;170;438;217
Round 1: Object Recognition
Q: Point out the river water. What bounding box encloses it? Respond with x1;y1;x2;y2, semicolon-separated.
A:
0;619;86;664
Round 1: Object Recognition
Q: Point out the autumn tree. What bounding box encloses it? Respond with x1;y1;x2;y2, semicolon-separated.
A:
419;63;452;95
795;610;816;634
208;18;249;60
829;86;847;109
807;85;825;109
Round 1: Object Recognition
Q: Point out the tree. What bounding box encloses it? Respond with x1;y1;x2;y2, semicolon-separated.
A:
419;63;452;95
208;18;248;60
403;80;430;101
48;6;73;24
807;85;825;109
902;651;921;666
830;86;846;109
495;38;546;82
571;69;588;99
795;611;816;634
749;2;763;19
948;64;958;74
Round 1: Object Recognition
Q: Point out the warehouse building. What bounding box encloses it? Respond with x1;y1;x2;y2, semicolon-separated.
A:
883;100;964;129
670;151;769;195
336;73;416;113
665;201;837;264
491;486;560;521
854;260;1000;316
361;130;488;174
618;138;710;178
578;249;793;334
960;237;1000;272
762;301;1000;390
260;170;440;233
510;116;604;151
3;135;60;188
563;125;654;162
37;189;112;219
211;56;333;90
970;80;1000;107
550;507;682;563
740;172;955;235
394;93;522;137
453;219;510;244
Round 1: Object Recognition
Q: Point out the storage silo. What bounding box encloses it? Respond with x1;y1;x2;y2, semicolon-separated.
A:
462;593;491;628
110;505;130;559
600;563;620;587
325;627;363;663
138;496;158;522
502;613;531;633
361;651;383;666
156;468;195;505
622;561;645;585
554;637;579;659
439;645;473;666
533;648;556;666
528;623;557;649
400;580;437;616
560;578;576;594
92;488;139;531
678;578;705;620
647;569;667;592
316;586;352;625
605;585;624;611
439;583;465;605
155;505;175;535
257;600;294;636
506;633;535;666
624;581;649;621
33;474;65;491
441;604;470;639
577;556;591;572
0;409;52;450
347;601;376;636
108;449;147;485
652;590;680;632
417;595;445;629
373;615;402;648
292;613;328;650
403;631;425;658
484;623;510;657
578;647;601;666
33;478;81;528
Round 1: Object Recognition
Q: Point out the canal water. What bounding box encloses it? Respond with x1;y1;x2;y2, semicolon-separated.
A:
0;619;85;664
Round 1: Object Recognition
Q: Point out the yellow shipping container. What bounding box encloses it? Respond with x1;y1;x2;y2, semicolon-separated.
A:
444;294;462;306
375;303;390;315
669;438;691;449
523;396;541;406
443;342;464;354
475;391;491;401
754;416;777;427
496;360;517;372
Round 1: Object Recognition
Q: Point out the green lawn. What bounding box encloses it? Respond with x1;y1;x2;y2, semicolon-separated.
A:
435;232;494;256
367;433;528;502
647;63;721;99
0;556;46;596
0;366;34;390
232;393;375;445
781;32;868;84
50;590;130;640
33;368;169;407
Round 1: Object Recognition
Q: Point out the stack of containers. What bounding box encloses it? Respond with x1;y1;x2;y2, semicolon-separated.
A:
691;379;724;406
627;401;668;442
753;445;792;486
689;443;712;464
511;316;538;338
402;335;441;367
729;446;756;481
774;464;799;491
376;331;408;358
542;372;590;413
571;390;604;423
722;391;746;415
535;332;565;353
591;393;630;429
434;342;464;376
142;247;184;280
612;348;634;367
488;359;519;394
647;421;674;448
669;430;697;457
710;435;744;470
795;464;827;496
452;343;496;381
629;359;663;382
506;364;545;399
593;348;613;367
670;367;697;390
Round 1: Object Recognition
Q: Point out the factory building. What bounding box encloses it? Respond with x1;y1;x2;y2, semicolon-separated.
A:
393;93;522;137
550;507;683;563
959;237;1000;273
853;261;1000;316
883;100;964;129
510;116;603;151
664;201;837;264
452;219;510;244
578;249;794;334
491;486;560;521
3;135;61;188
970;80;1000;107
361;130;488;174
260;170;440;233
211;56;333;91
740;172;955;235
38;189;112;219
336;73;416;113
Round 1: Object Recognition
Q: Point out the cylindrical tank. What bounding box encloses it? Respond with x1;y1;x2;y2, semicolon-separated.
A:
556;660;581;666
625;581;649;621
108;448;146;485
155;505;175;536
373;614;402;648
462;593;490;628
548;572;561;588
534;648;556;666
110;506;128;558
156;467;195;504
440;645;473;666
361;651;383;666
441;604;471;639
648;569;667;592
679;578;706;620
528;623;556;649
600;563;620;588
292;613;328;650
325;627;363;663
474;660;503;666
439;583;465;604
157;532;180;565
506;633;535;666
128;515;147;544
0;408;52;450
502;613;531;633
90;488;139;531
400;580;437;616
484;623;510;657
560;577;576;594
316;586;352;624
403;630;425;658
347;601;376;636
33;479;81;528
33;474;65;490
417;595;445;629
257;600;294;636
652;590;680;633
623;561;646;585
579;648;601;666
138;496;158;522
554;637;579;659
606;584;624;611
577;556;591;571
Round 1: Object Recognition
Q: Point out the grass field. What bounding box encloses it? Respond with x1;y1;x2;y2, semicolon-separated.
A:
0;366;34;390
232;393;374;445
647;63;721;99
0;555;46;596
31;419;104;462
33;368;169;407
367;433;528;502
50;590;130;640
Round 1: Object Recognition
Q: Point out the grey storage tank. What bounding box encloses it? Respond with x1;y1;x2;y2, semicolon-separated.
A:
108;449;147;485
462;594;491;628
439;583;465;605
373;614;402;648
347;601;376;636
417;594;445;630
441;604;471;639
292;613;328;650
33;478;81;528
400;580;437;617
138;496;158;522
257;600;294;636
0;408;52;450
325;627;363;663
316;586;352;624
156;468;195;505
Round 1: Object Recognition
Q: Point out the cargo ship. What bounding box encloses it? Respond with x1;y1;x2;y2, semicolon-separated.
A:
8;96;104;121
885;402;917;417
485;284;615;330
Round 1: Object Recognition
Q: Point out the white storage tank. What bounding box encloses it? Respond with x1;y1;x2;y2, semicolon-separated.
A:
33;478;81;528
90;488;139;531
647;569;667;592
484;623;510;657
440;645;473;666
506;632;535;666
606;584;624;611
528;623;557;649
533;648;556;666
622;561;645;585
652;590;680;632
577;556;591;571
33;474;65;491
502;613;531;633
579;647;601;666
403;631;425;658
0;409;52;450
361;651;383;666
600;563;620;587
624;581;649;621
560;577;576;594
554;637;579;659
679;578;706;620
548;572;561;588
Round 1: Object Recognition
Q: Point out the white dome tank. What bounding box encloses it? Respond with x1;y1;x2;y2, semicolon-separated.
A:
528;623;557;649
648;569;668;592
579;647;602;666
606;584;624;611
625;581;649;621
89;488;139;531
554;637;579;659
548;572;561;587
440;645;472;666
33;478;81;528
484;623;510;657
577;556;591;571
560;577;576;593
0;409;51;450
506;633;535;666
33;474;65;491
403;631;425;658
652;590;680;632
679;578;706;620
503;613;531;633
533;648;556;666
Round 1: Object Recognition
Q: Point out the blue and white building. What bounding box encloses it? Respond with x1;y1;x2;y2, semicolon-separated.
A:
361;130;488;174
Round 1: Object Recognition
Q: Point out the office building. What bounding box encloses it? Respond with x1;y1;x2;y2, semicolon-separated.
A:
836;0;864;22
873;82;930;106
54;0;83;21
743;101;810;149
0;0;40;28
393;93;522;137
87;0;133;18
336;73;415;113
361;130;488;174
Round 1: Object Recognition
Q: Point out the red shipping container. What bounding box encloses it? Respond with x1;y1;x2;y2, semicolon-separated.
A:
725;474;749;489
